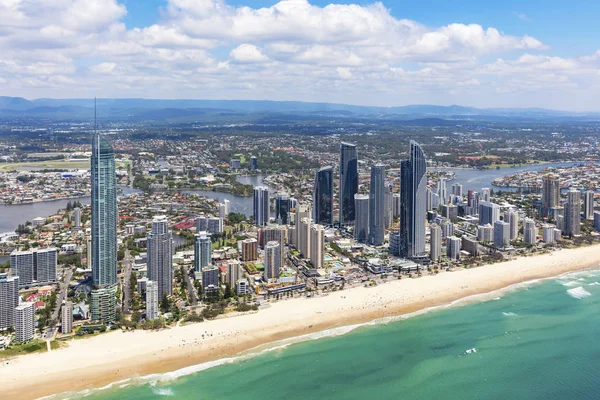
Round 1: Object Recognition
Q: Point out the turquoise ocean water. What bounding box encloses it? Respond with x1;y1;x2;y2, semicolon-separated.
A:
72;270;600;400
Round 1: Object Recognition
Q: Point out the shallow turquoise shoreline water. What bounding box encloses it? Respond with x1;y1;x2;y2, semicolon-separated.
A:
69;269;600;400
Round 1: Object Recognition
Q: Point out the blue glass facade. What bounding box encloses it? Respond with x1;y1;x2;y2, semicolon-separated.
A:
399;141;427;258
339;142;358;225
313;166;334;225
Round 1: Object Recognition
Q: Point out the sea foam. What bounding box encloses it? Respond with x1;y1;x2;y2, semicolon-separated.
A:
502;312;518;317
567;287;592;299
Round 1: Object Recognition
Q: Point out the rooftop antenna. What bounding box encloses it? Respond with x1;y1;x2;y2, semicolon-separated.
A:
94;97;97;134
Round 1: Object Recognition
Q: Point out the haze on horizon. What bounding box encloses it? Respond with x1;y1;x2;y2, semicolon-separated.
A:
1;0;600;112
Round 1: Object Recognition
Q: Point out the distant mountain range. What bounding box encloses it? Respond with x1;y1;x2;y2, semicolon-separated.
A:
0;96;598;122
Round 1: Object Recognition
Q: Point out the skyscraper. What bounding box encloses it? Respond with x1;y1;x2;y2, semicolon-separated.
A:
504;210;519;241
15;302;34;343
563;189;581;237
446;236;461;260
399;141;427;259
62;301;73;334
253;186;270;226
0;273;19;331
523;218;537;245
429;224;442;262
542;174;560;217
313;166;334;225
339;142;358;225
146;280;159;320
354;194;369;242
368;164;385;246
293;204;311;250
276;194;291;225
310;224;325;269
194;232;212;272
479;201;501;226
493;220;510;249
10;248;58;288
90;286;117;323
73;207;81;228
583;190;594;220
264;241;281;281
438;177;447;205
147;216;173;301
384;183;394;228
91;134;118;287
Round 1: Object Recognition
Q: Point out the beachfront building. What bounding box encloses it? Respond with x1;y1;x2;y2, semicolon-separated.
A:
298;217;312;259
90;286;117;323
236;279;249;295
354;194;369;242
91;134;118;288
261;226;286;266
310;224;325;269
446;236;461;260
494;220;510;249
194;232;212;272
595;211;600;232
477;224;494;243
541;174;560;217
399;141;427;259
241;238;258;261
429;224;442;262
584;191;594;220
10;248;57;288
264;241;281;282
461;236;480;256
542;225;556;244
368;164;386;246
227;260;242;286
292;204;311;248
313;166;334;226
147;216;173;301
563;189;581;237
61;301;73;334
479;201;500;226
15;302;35;343
504;210;519;241
0;274;19;330
253;186;270;226
523;218;537;245
202;266;220;289
440;219;454;239
339;142;359;226
146;280;159;320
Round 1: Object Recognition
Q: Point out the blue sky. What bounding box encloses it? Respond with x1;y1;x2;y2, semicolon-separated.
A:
1;0;600;110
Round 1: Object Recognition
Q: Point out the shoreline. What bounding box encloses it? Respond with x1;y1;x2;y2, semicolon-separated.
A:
2;245;600;399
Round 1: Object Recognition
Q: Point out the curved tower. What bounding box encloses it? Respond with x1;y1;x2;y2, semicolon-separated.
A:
313;166;334;225
399;141;427;258
339;142;358;226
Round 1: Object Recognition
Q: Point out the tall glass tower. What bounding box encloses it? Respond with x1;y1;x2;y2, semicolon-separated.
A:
147;216;173;300
313;166;334;225
368;164;385;245
91;134;118;287
339;142;358;226
253;186;270;226
399;141;427;258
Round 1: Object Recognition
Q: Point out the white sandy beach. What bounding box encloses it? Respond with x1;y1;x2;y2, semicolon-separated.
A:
1;244;600;399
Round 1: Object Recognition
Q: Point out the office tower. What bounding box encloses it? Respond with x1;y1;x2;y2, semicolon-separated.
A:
91;134;118;287
563;189;581;237
504;210;519;241
441;204;458;222
207;217;223;234
438;177;447;205
542;225;556;243
227;260;241;286
194;232;212;272
384;183;394;228
299;217;312;259
354;194;369;242
494;220;510;249
479;201;500;226
446;236;461;260
196;215;208;232
429;224;442;262
276;194;292;225
62;301;73;334
0;274;19;330
313;166;334;225
293;204;311;248
261;226;286;266
369;164;385;246
452;183;463;197
90;286;116;323
584;190;594;220
310;224;325;269
15;302;34;343
201;265;220;289
73;207;81;228
10;248;57;288
250;156;258;170
339;142;358;225
523;218;537;245
264;241;281;281
440;219;454;239
253;186;270;226
481;188;491;202
477;224;494;243
146;280;159;320
461;236;480;256
541;174;560;217
399;141;427;258
595;211;600;232
241;238;258;261
218;203;227;220
147;216;173;301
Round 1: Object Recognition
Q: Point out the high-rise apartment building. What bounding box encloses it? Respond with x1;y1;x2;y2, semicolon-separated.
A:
73;207;81;228
62;301;73;334
437;177;447;205
310;224;325;269
368;165;385;246
541;174;560;217
10;248;57;288
261;226;286;266
354;194;369;242
313;166;334;225
292;204;311;249
446;236;461;260
493;220;510;249
583;190;594;220
15;302;34;343
0;274;19;331
399;141;427;258
339;142;358;225
147;216;173;301
253;186;270;226
479;201;501;226
194;232;212;272
523;218;537;245
90;286;116;323
241;238;258;261
146;280;159;320
264;241;281;281
298;217;312;259
563;189;581;237
504;210;519;241
429;224;442;262
275;194;291;225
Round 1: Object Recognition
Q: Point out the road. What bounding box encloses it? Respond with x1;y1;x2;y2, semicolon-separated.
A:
122;249;133;314
47;266;73;340
184;269;198;306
